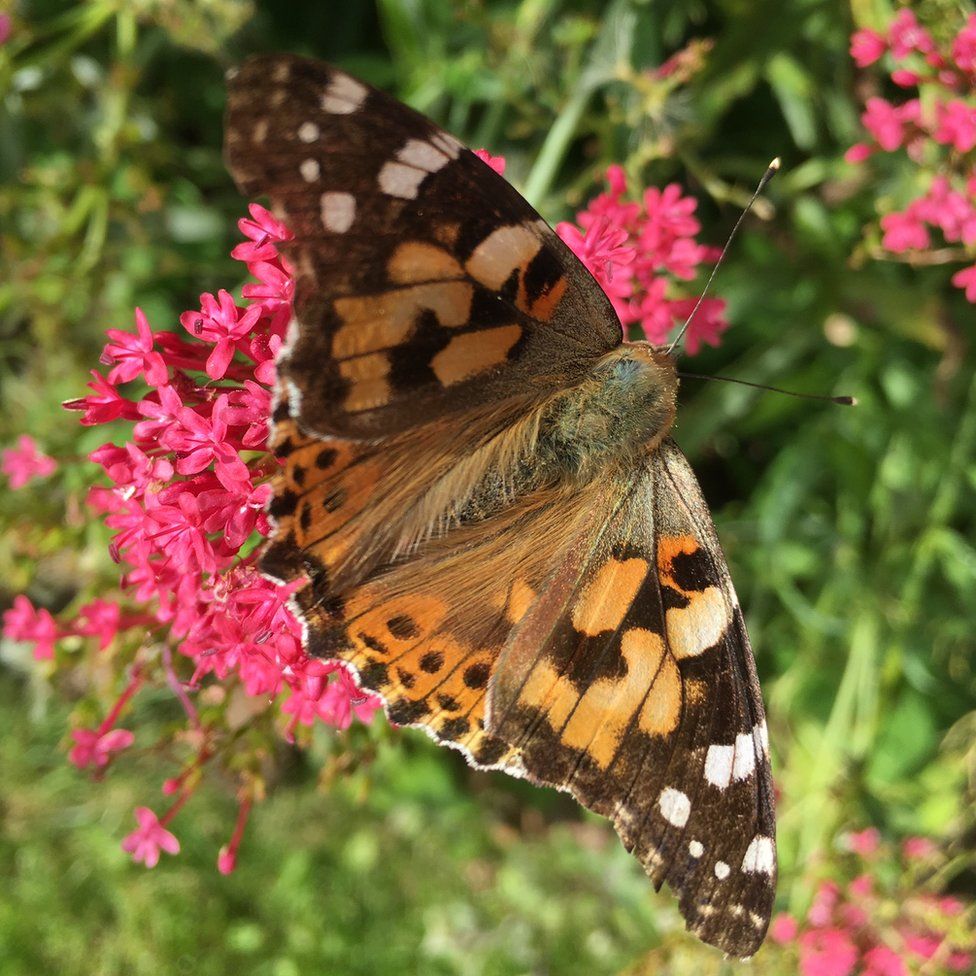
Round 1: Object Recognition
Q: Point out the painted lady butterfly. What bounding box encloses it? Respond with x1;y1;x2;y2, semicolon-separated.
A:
225;54;776;957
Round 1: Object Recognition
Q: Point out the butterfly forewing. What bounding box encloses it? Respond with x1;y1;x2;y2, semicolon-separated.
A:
225;54;621;439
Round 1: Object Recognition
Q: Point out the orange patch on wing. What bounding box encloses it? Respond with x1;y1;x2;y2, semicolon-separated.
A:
466;224;542;290
523;274;568;321
571;557;647;636
387;241;463;284
338;351;392;412
332;282;474;358
517;625;679;769
507;579;536;624
345;591;450;653
430;324;522;386
433;222;461;247
657;534;699;592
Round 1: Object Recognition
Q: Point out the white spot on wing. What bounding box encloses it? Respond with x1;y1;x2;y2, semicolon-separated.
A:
733;731;757;781
689;840;704;858
714;860;730;880
253;119;269;143
397;138;450;172
704;743;734;789
298;121;320;143
658;787;691;827
741;835;775;875
378;160;426;199
753;720;769;758
320;192;356;233
300;158;320;182
431;131;463;158
322;74;368;114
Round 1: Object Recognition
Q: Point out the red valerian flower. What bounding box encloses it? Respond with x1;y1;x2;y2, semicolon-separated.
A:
848;9;976;306
121;807;180;868
1;435;57;488
850;29;886;67
2;595;59;660
68;727;135;770
102;308;169;387
557;166;728;352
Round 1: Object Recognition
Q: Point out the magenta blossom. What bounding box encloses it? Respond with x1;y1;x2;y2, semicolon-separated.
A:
121;807;180;868
68;727;135;770
102;308;169;387
848;9;976;306
1;435;57;488
2;595;59;660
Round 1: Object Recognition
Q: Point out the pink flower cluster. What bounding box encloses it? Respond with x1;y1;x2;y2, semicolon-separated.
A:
5;152;728;872
770;829;973;976
848;11;976;302
3;203;384;870
3;594;125;661
556;165;727;353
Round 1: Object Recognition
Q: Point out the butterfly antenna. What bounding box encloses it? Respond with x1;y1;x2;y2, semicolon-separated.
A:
665;157;781;357
677;371;857;406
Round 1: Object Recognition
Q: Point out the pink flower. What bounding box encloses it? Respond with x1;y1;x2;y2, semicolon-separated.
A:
863;945;908;976
862;97;907;151
902;836;938;860
1;435;57;488
951;264;976;302
0;14;11;46
121;807;180;867
904;932;942;960
72;599;122;650
68;727;135;769
179;290;264;380
770;913;799;944
2;595;59;660
101;308;169;387
845;827;881;856
159;395;251;491
808;881;840;927
890;69;920;88
933;100;976;152
216;845;237;874
880;210;930;252
231;203;293;263
473;149;506;175
64;370;141;425
952;14;976;73
798;927;859;976
888;9;935;59
558;217;635;288
848;873;874;898
851;29;886;67
844;142;874;163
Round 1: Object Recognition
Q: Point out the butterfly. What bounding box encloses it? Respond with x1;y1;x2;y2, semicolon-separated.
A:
224;54;776;957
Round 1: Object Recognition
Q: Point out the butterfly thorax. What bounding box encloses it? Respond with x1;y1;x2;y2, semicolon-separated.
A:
537;342;678;482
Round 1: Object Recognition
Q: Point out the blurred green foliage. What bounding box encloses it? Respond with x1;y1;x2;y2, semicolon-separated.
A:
1;1;974;973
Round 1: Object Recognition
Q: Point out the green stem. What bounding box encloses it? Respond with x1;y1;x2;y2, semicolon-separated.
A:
523;86;593;206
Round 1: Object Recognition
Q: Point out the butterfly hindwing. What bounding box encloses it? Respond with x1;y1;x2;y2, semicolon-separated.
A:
224;54;621;439
487;439;775;957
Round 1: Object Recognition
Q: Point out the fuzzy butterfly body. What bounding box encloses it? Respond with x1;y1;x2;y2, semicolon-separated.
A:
225;54;776;957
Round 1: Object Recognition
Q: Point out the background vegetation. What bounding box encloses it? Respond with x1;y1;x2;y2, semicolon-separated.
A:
1;1;974;973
